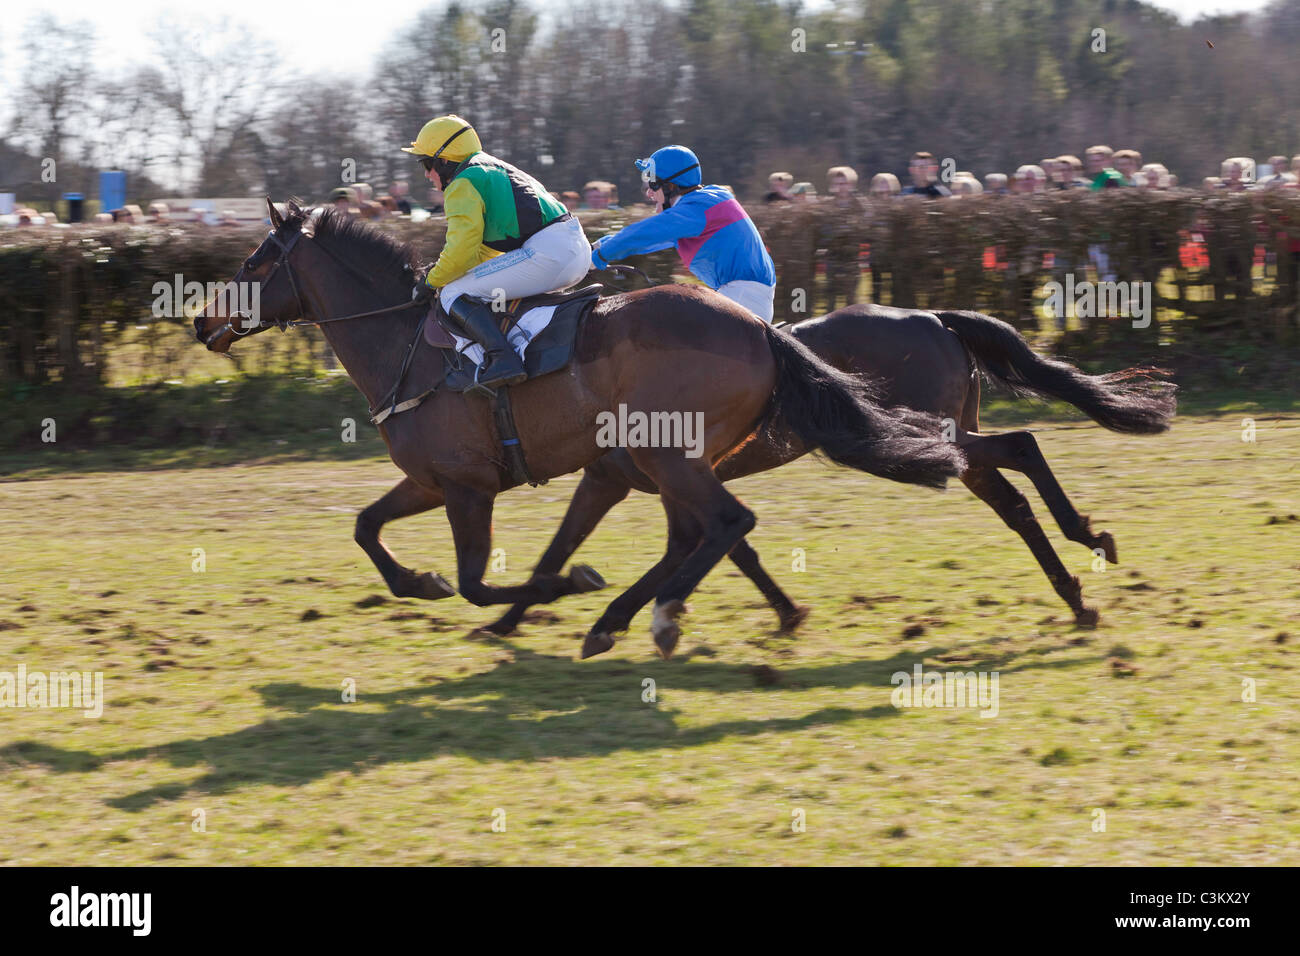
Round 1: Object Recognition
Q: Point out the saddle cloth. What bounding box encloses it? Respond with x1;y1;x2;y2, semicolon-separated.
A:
420;284;603;394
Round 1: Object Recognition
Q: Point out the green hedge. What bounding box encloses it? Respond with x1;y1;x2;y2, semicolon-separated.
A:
2;194;1298;390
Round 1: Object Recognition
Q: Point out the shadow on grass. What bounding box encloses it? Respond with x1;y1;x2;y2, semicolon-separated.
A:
0;636;1102;811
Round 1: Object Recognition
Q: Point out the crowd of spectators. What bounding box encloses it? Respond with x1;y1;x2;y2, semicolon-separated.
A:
5;149;1297;230
761;149;1300;203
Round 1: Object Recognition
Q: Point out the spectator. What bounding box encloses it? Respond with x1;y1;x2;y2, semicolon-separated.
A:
952;174;983;196
1085;145;1126;190
1013;164;1047;193
868;172;900;196
826;165;859;201
983;173;1009;195
790;182;818;201
147;202;170;222
902;151;951;197
1264;172;1298;190
765;172;794;203
824;166;865;311
582;181;614;210
1113;149;1142;185
328;187;357;213
1057;155;1087;187
1219;157;1253;191
1258;156;1290;186
426;186;444;214
389;180;413;215
1202;176;1222;189
1043;158;1066;189
559;190;581;212
1138;163;1170;189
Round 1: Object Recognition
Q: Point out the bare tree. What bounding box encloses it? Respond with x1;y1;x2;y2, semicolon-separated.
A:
14;13;96;201
148;15;282;193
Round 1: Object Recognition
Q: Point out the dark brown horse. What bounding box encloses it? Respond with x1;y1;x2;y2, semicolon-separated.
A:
477;303;1175;643
193;201;966;657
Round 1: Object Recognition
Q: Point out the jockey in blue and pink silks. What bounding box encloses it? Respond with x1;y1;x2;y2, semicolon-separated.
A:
589;145;778;322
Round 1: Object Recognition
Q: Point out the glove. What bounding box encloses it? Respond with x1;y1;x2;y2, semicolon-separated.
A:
591;242;611;270
412;280;435;304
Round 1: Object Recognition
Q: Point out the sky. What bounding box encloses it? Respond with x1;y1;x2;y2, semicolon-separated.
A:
0;0;1281;86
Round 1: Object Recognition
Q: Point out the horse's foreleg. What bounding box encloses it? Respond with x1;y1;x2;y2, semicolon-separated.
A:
483;467;626;636
442;482;597;609
960;464;1099;626
964;431;1117;563
354;477;455;600
727;539;809;632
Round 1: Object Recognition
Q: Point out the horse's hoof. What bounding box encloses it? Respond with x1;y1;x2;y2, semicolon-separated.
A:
395;571;456;601
581;631;616;659
651;599;686;659
482;615;518;636
570;565;607;594
1074;607;1100;628
1096;531;1118;565
778;604;811;633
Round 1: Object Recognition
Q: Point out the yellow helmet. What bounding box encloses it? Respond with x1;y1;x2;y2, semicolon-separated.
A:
401;115;482;161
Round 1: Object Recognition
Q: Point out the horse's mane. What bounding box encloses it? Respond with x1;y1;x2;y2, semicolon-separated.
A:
303;204;418;276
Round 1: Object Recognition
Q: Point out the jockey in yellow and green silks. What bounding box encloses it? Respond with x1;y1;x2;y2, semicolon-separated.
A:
403;115;591;388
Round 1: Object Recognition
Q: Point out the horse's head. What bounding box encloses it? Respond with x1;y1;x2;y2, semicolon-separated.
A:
194;198;312;352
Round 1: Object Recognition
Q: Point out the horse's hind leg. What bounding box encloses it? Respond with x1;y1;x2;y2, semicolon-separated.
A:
964;431;1117;564
483;467;624;636
960;464;1099;626
727;539;809;632
638;455;758;658
354;477;456;600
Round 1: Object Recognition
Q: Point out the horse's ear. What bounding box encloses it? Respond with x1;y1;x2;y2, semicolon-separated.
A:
266;197;283;229
287;198;303;216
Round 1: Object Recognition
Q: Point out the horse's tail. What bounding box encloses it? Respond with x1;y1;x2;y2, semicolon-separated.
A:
759;323;965;490
934;310;1177;434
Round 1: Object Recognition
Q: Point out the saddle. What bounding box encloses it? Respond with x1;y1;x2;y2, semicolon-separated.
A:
422;283;604;393
408;283;605;489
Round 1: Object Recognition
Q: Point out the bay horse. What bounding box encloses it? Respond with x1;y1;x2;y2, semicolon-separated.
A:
478;303;1176;644
193;200;966;658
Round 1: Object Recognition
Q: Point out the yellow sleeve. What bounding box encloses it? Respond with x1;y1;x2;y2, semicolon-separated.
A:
426;177;489;288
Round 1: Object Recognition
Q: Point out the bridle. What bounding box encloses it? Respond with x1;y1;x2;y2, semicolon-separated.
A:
203;224;423;346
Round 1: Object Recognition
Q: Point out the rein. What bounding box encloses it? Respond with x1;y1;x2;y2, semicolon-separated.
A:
211;227;424;343
207;222;655;427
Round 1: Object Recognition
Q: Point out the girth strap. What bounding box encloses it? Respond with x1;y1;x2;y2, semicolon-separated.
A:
492;385;545;487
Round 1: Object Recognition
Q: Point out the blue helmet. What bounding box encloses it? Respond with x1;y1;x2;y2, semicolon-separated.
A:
635;145;702;188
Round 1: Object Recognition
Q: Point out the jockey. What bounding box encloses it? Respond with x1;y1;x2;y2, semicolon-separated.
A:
589;145;777;322
402;115;591;388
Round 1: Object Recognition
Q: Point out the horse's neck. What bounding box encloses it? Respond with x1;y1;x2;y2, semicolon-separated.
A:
307;278;427;410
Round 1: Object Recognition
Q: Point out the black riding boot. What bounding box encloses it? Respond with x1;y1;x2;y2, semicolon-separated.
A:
444;295;528;389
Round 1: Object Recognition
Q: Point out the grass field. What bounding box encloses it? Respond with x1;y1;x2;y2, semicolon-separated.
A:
1;413;1297;865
